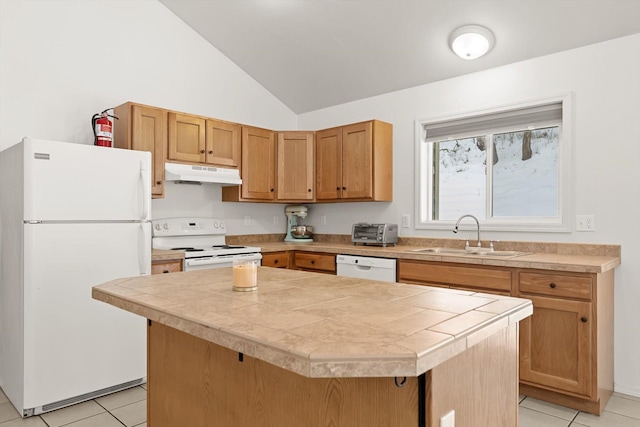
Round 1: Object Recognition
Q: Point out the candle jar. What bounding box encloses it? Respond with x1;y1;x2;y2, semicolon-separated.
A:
232;259;258;292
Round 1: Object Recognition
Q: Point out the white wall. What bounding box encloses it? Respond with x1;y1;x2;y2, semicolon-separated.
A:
297;34;640;396
0;0;297;224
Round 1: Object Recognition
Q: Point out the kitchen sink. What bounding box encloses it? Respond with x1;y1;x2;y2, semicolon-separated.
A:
410;247;529;258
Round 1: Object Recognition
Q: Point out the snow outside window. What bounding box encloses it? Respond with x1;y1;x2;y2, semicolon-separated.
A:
415;95;573;232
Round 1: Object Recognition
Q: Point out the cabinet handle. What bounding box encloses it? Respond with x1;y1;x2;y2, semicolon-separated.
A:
208;150;213;154
270;188;274;192
310;260;315;265
549;282;556;288
342;186;346;190
200;149;205;154
581;317;588;323
163;270;170;274
308;189;312;192
336;187;340;190
156;180;162;185
274;260;279;264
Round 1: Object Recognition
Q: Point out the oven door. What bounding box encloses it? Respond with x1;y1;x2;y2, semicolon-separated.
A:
183;253;262;271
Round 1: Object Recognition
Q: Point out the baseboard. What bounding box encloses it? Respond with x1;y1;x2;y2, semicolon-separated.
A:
614;383;640;399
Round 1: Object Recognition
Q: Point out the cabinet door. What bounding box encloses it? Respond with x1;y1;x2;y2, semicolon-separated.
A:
168;112;206;163
205;119;240;168
131;105;166;197
342;121;373;199
151;259;182;274
519;294;592;397
262;251;290;269
241;126;276;200
315;127;343;200
277;132;315;201
397;260;513;294
293;252;336;273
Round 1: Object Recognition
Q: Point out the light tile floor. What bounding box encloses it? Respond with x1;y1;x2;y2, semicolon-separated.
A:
0;385;147;427
1;384;639;426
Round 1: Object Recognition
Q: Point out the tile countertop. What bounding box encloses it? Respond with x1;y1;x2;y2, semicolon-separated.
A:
246;241;621;274
93;267;532;378
150;241;621;273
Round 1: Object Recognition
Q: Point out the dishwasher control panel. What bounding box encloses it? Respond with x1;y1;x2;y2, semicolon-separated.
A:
336;255;397;282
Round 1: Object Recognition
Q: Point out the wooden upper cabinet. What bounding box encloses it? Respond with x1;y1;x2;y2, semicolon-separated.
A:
167;113;240;168
205;119;240;167
168;112;206;163
342;122;373;199
277;131;315;201
113;102;166;198
168;112;205;163
240;126;276;200
316;120;392;202
315;127;343;200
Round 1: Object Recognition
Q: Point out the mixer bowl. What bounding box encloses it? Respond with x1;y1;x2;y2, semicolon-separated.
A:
291;225;313;238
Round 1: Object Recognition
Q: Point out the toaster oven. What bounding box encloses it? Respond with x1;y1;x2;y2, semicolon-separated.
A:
351;223;398;247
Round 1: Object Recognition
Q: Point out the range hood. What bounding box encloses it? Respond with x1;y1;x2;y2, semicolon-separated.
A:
164;162;242;185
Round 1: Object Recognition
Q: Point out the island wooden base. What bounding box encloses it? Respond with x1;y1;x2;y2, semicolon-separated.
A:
147;322;518;427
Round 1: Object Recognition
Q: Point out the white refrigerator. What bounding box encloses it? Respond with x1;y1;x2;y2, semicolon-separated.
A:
0;137;150;417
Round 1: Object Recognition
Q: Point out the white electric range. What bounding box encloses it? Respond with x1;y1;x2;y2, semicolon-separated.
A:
152;217;262;271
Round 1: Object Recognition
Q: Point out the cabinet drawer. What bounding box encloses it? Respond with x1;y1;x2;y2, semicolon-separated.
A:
152;259;182;274
518;271;592;300
262;251;290;269
398;260;512;293
293;252;336;273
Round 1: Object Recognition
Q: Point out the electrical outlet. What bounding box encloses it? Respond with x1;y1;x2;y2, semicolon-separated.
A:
402;214;410;228
440;409;455;427
576;215;595;232
321;215;327;225
244;216;251;226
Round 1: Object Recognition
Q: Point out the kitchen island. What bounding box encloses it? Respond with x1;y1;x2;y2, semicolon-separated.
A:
93;267;532;427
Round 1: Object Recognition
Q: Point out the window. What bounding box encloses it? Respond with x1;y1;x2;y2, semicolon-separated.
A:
416;95;572;232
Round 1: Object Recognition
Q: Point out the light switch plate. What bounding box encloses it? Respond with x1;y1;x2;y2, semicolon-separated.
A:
402;214;410;228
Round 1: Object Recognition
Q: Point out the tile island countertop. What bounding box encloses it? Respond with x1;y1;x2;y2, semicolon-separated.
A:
93;267;532;378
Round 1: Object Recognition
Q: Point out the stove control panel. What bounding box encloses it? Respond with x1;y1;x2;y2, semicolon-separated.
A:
151;218;227;237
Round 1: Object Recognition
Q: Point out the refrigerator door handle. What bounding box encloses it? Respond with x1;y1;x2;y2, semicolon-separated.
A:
140;160;151;220
139;223;151;275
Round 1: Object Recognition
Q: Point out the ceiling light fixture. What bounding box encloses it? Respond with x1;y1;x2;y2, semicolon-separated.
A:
449;25;495;60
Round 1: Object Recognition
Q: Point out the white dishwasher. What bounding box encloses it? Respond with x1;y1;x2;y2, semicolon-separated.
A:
336;254;397;282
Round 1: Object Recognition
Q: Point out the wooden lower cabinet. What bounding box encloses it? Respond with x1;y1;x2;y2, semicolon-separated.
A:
517;269;614;415
397;260;513;295
147;321;519;427
396;259;614;415
292;251;336;274
261;251;291;269
151;259;182;275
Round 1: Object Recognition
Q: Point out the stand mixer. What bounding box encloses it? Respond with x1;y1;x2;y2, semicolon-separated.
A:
284;205;313;242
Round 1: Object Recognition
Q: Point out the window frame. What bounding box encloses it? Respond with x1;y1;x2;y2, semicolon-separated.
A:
414;94;573;233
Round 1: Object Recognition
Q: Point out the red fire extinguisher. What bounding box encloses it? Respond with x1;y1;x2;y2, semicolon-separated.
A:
91;108;118;147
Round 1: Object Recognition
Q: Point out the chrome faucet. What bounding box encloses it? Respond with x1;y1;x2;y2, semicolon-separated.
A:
453;214;481;248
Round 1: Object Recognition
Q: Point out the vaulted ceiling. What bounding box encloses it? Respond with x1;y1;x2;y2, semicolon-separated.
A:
159;0;640;114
